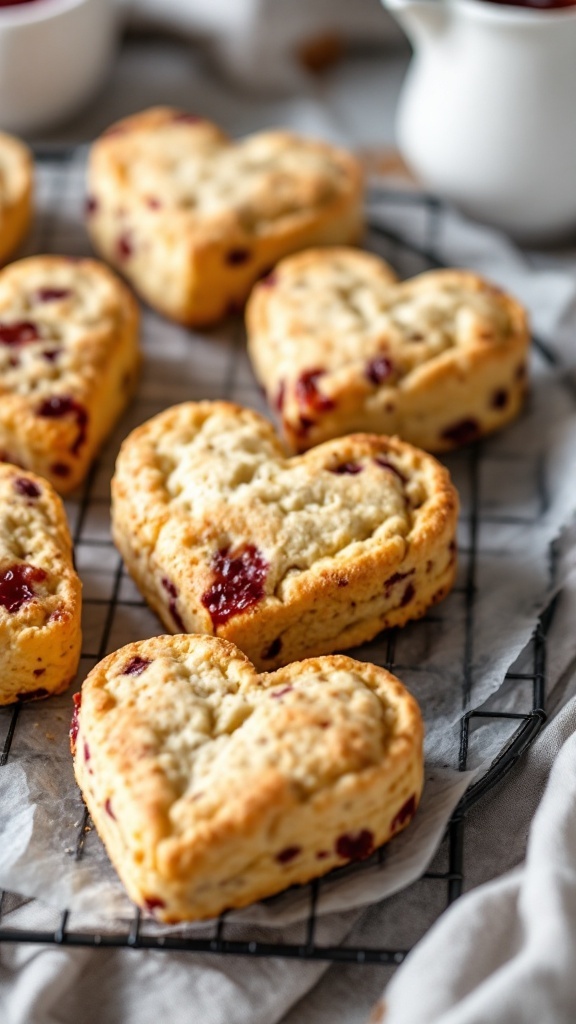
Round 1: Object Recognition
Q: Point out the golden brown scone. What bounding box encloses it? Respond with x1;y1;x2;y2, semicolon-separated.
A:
0;132;33;265
246;248;530;452
86;107;364;325
0;462;81;705
71;634;424;922
111;401;458;669
0;255;140;493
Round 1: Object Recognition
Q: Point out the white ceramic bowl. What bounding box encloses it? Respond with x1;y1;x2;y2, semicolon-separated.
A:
0;0;118;134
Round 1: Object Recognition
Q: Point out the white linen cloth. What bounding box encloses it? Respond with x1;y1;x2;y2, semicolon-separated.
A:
380;694;576;1024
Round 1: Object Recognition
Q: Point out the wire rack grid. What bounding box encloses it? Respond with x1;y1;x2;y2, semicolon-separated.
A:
0;147;557;965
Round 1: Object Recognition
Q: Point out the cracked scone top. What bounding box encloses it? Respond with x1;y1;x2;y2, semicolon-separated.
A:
0;462;81;705
246;247;530;452
0;255;140;492
86;107;364;325
0;132;33;265
112;401;458;668
72;634;424;922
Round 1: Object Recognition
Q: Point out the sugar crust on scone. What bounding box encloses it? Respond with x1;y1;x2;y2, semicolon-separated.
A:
86;107;364;325
0;462;82;705
72;634;424;922
111;401;458;669
246;247;530;453
0;255;140;493
0;132;33;266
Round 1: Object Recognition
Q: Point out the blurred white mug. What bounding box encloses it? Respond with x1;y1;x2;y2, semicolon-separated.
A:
0;0;118;134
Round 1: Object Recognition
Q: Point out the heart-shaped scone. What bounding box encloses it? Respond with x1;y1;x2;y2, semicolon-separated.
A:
0;255;140;493
112;402;458;669
0;462;81;705
246;248;529;453
71;634;423;922
0;132;33;266
86;107;364;325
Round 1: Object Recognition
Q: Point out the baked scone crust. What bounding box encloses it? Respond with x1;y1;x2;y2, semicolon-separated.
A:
0;462;81;705
86;107;364;325
0;255;140;493
72;634;424;922
111;401;458;669
246;248;530;452
0;132;33;265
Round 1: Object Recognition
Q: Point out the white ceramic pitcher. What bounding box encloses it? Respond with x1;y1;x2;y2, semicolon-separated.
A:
382;0;576;241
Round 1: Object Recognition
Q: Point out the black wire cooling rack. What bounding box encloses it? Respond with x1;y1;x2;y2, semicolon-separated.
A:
0;148;558;964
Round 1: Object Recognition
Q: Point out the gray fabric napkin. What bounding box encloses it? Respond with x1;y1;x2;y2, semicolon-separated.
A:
379;690;576;1024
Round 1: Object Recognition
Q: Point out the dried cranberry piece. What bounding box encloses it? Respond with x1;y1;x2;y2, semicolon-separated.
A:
161;577;178;599
441;418;480;446
295;369;335;414
36;288;72;303
274;380;286;413
70;692;81;748
329;462;362;475
261;271;277;288
316;850;329;860
263;637;282;660
116;232;133;261
226;248;251;266
85;196;99;216
201;544;268;627
385;570;414;589
83;741;91;762
0;564;47;613
42;349;61;362
276;846;301;864
146;197;162;210
37;395;88;455
123;656;151;677
335;830;374;861
105;798;116;820
50;462;70;478
143;896;166;912
491;388;509;409
374;456;407;484
0;321;39;346
391;794;417;831
33;668;45;677
168;602;184;631
160;578;186;630
297;415;315;435
172;112;202;124
159;577;184;630
400;582;415;608
366;355;393;385
13;477;41;498
271;685;293;699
